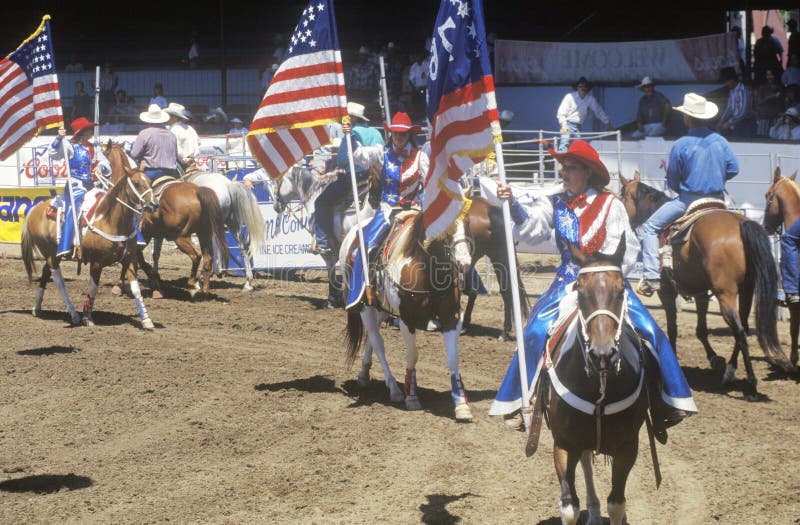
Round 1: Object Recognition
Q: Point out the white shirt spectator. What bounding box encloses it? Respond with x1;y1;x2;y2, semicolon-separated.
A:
557;91;610;128
409;58;429;89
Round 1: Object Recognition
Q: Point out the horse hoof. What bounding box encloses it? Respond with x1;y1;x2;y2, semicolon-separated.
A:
141;318;155;330
242;282;254;292
405;395;422;410
189;288;199;299
722;364;737;384
425;320;441;332
70;313;82;325
357;370;370;387
82;317;95;327
390;390;405;404
32;307;40;318
152;290;163;300
710;355;726;372
454;403;473;421
111;285;123;296
498;332;512;342
585;506;603;525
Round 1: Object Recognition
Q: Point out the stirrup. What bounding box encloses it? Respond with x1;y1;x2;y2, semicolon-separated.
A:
637;278;660;297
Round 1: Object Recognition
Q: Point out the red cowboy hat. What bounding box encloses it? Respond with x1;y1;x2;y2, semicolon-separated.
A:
383;112;421;134
547;140;610;186
70;117;97;137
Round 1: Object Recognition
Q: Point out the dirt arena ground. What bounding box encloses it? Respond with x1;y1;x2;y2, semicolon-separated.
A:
1;250;799;524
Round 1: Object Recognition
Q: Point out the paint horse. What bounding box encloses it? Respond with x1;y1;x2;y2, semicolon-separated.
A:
342;210;474;421
21;144;157;329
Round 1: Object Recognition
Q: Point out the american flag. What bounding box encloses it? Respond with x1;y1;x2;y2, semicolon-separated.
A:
423;0;501;240
0;15;63;161
247;0;347;179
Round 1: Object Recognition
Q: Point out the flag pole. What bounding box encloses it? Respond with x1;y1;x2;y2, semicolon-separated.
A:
378;56;391;133
93;65;101;139
343;122;371;301
494;140;531;431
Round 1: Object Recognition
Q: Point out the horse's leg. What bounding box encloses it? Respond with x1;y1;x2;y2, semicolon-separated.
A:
137;243;164;299
236;230;255;292
398;319;422;410
362;307;403;403
580;450;602;525
173;236;203;295
124;256;154;330
357;336;374;387
607;439;638;525
738;276;755;335
718;292;759;399
111;261;125;297
790;303;800;366
461;290;476;333
82;263;103;327
554;446;582;525
32;264;51;317
658;275;679;351
695;293;724;371
152;237;163;275
444;320;472;421
324;252;342;309
51;264;81;325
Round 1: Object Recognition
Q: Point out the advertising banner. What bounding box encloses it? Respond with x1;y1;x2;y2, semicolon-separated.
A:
495;33;739;84
0;186;60;242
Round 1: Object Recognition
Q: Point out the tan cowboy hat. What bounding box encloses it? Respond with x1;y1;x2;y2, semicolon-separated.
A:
164;102;192;121
673;93;718;120
347;102;369;122
140;103;169;124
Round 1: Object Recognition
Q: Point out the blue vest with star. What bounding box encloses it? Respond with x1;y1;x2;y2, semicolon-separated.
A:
552;194;581;281
379;145;419;207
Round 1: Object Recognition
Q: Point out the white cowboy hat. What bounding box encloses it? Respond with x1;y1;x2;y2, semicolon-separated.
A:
164;102;192;121
230;117;244;124
347;102;369;122
673;93;718;120
358;46;370;55
637;76;655;89
140;103;169;124
499;109;514;122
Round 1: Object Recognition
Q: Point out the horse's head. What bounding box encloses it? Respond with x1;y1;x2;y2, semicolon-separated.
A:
125;169;157;214
763;166;798;235
568;234;627;376
103;142;138;185
618;171;666;229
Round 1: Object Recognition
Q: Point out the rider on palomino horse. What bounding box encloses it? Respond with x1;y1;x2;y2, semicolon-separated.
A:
48;118;112;259
488;140;697;442
344;112;428;311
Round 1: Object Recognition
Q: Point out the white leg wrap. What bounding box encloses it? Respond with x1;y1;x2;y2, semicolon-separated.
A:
607;500;626;525
34;287;45;310
130;280;150;320
443;325;461;373
559;502;579;525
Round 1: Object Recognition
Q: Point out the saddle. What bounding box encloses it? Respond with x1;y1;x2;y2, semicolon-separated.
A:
658;198;727;270
151;176;182;202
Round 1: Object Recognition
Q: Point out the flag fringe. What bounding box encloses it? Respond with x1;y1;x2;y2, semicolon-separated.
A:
247;116;342;138
424;193;473;248
6;15;51;60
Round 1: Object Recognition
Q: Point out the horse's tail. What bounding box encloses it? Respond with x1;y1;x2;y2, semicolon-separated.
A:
741;220;794;371
229;182;266;258
21;211;38;282
343;310;364;368
487;203;530;311
197;186;231;264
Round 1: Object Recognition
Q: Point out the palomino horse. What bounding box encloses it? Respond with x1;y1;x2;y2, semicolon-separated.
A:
276;161;373;308
110;153;231;299
180;166;266;292
762;166;800;367
342;211;474;421
538;238;647;525
460;195;530;340
21;150;157;329
619;172;795;398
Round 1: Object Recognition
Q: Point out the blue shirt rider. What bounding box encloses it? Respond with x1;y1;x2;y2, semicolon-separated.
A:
48;117;111;259
638;93;739;296
312;102;384;255
344;111;428;310
489;140;696;441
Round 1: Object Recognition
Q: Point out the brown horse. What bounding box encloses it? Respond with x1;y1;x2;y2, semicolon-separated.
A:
619;172;795;399
341;210;474;421
762;166;800;367
105;148;230;298
537;238;648;525
460;195;530;340
21;148;157;329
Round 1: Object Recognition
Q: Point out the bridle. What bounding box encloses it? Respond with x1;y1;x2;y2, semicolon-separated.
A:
576;265;628;370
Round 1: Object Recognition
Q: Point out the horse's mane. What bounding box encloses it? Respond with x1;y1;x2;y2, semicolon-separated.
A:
403;212;426;259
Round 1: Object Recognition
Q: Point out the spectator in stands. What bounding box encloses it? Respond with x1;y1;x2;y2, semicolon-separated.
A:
755;68;785;136
769;107;800;140
203;107;229;134
785;84;800;113
130;104;179;180
631;76;671;139
782;54;800;87
347;47;378;108
71;80;92;120
408;50;428;120
188;34;200;68
717;66;755;139
111;89;135;124
754;26;783;85
228;118;249;135
312;101;384;255
261;63;279;96
384;42;406;111
64;53;84;73
98;63;118;120
165;102;200;169
638;93;739;296
788;20;800;67
149;83;168;109
556;76;612;152
732;26;747;78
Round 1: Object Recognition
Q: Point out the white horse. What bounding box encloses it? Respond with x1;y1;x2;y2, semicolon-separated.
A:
180;167;266;291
